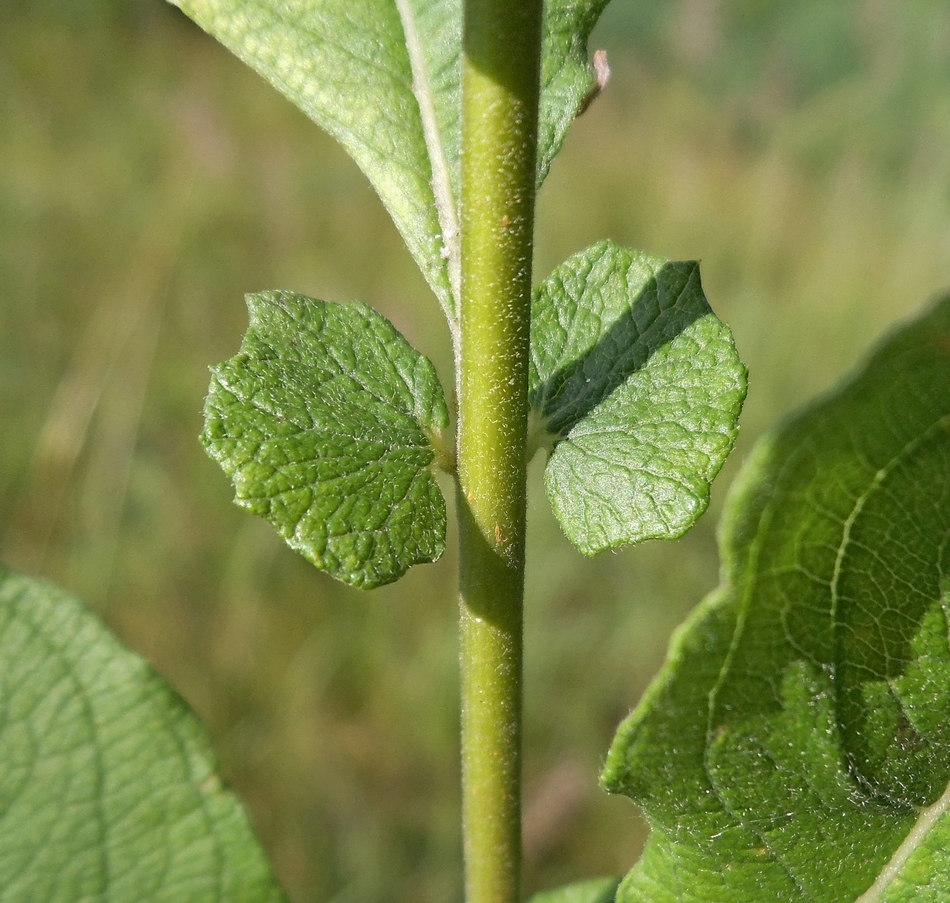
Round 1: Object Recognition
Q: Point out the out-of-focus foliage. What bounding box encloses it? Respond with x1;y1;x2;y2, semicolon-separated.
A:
2;2;949;902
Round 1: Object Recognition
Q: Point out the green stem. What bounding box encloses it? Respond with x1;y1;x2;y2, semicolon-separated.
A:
457;2;544;902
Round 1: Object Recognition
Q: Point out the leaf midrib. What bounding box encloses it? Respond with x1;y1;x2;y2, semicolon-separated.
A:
393;0;461;333
855;778;950;902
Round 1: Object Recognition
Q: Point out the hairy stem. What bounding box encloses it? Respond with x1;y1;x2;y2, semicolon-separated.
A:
457;1;544;902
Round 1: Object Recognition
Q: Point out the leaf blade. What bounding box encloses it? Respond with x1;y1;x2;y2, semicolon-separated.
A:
0;566;286;903
171;0;455;318
530;240;747;554
538;0;611;185
602;295;950;901
202;291;448;589
168;0;611;328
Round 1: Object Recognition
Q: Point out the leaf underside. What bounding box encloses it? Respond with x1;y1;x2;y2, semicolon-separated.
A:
202;291;449;589
0;566;286;903
530;240;747;555
169;0;609;325
602;295;950;902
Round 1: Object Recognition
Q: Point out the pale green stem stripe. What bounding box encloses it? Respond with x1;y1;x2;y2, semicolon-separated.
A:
457;1;544;902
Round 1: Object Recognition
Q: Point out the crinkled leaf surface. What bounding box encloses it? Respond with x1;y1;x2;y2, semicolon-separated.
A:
529;241;747;555
202;291;448;589
601;295;950;902
0;565;285;903
169;0;609;325
528;876;621;903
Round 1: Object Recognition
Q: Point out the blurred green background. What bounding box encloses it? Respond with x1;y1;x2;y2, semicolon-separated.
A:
2;1;949;900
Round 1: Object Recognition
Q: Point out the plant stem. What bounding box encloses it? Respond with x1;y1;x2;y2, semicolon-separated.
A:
457;1;544;902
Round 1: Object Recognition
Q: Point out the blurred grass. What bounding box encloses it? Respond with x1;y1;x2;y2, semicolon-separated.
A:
2;1;950;901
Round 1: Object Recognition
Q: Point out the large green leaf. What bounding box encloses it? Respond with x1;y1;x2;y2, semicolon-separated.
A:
0;566;286;903
202;291;448;589
529;241;747;555
169;0;609;328
602;295;950;901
